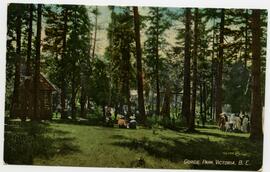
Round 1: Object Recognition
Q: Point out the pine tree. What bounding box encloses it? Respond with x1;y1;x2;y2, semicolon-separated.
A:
145;7;172;116
182;8;191;126
43;5;70;119
33;4;42;120
190;8;199;131
66;5;91;119
215;9;225;121
250;9;263;140
91;6;100;58
106;7;134;116
133;6;146;124
10;4;22;118
24;4;34;120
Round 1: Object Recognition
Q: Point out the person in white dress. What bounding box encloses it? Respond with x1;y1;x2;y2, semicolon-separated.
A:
235;115;242;131
241;115;249;133
228;113;235;132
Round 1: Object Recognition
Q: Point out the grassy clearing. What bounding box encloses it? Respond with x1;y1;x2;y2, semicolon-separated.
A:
4;121;262;170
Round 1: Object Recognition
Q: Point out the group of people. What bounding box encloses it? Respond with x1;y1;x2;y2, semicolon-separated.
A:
219;112;250;133
104;107;137;129
117;115;137;129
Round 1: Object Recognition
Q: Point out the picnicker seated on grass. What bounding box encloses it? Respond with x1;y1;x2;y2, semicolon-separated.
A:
117;115;128;128
128;115;137;129
117;115;137;129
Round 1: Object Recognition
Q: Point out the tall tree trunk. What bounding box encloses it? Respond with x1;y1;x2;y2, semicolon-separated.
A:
133;6;146;124
250;10;263;140
190;8;199;131
215;9;225;122
151;91;155;116
24;4;34;120
210;57;215;120
80;64;87;118
71;10;78;120
199;82;204;126
26;4;33;76
10;5;22;118
61;8;68;119
244;9;249;68
108;7;115;107
80;83;86;118
161;84;171;119
203;82;207;126
126;50;132;117
33;4;42;120
121;38;131;117
211;19;216;121
92;6;98;58
71;73;77;120
155;7;161;116
174;94;178;118
182;8;191;126
102;105;106;119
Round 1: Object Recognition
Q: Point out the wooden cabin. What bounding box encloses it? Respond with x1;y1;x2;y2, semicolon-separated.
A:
14;73;57;120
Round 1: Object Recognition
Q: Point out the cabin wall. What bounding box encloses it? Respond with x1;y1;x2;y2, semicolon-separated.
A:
39;90;52;120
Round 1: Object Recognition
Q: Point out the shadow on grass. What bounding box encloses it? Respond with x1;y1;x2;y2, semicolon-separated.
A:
51;118;103;127
111;131;262;170
194;129;248;140
196;125;219;130
4;121;80;165
110;134;128;140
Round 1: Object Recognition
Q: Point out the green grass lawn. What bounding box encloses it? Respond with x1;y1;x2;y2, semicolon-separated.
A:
4;121;263;170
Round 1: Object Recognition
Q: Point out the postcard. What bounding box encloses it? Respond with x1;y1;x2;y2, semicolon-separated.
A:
2;1;268;172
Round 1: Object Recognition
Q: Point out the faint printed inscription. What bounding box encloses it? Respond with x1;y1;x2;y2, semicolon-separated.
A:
184;159;250;166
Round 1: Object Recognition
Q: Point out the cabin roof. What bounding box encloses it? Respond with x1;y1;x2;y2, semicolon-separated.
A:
39;73;57;92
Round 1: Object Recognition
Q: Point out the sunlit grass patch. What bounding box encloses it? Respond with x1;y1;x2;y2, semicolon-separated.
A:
4;121;262;170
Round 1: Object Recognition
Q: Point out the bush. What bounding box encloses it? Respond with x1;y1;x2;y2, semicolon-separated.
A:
83;105;104;125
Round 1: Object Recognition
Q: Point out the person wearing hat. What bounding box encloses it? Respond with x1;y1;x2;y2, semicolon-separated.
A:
219;113;226;131
128;115;137;129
